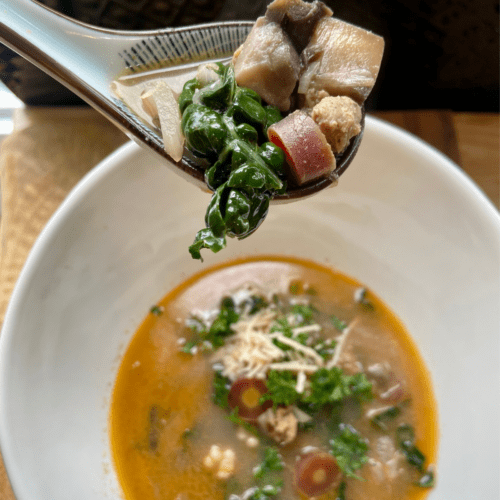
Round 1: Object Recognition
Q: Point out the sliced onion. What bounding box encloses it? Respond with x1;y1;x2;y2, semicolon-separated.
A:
141;81;184;162
267;110;335;186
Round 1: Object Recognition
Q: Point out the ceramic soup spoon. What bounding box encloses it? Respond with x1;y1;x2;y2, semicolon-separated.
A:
0;0;364;202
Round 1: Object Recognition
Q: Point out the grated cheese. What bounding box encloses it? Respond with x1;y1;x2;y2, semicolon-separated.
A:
326;317;360;369
269;332;325;365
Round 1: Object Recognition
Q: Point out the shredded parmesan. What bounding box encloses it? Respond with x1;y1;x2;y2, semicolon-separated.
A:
296;371;307;393
269;333;325;365
326;317;360;369
292;324;322;336
268;361;319;373
212;310;283;380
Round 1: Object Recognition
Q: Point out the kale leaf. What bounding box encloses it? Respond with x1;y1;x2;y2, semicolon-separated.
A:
330;424;369;479
181;64;286;260
261;370;301;408
396;423;435;487
182;296;239;352
245;447;284;499
305;367;372;408
212;371;231;408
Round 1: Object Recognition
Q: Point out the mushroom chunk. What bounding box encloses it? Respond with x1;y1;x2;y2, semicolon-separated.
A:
233;17;301;112
299;16;385;107
311;96;362;154
265;0;333;52
294;451;343;497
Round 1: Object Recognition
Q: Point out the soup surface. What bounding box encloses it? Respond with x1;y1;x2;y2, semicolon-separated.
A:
110;256;438;500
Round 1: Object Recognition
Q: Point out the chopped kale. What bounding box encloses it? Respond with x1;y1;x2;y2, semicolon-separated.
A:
182;297;239;353
336;481;347;500
253;447;284;478
417;467;435;488
330;424;369;479
396;424;426;471
314;338;337;359
232;447;284;500
226;407;258;435
370;405;401;430
291;303;316;323
150;305;163;316
304;368;372;409
212;371;231;408
396;423;435;487
331;315;348;332
261;370;300;408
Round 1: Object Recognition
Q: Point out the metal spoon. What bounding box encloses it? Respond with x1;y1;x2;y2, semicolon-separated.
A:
0;0;364;203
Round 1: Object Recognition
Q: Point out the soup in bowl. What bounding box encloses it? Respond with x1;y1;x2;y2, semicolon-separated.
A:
110;255;438;500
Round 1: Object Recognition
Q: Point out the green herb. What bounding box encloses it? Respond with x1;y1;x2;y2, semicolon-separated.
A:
291;303;316;322
396;424;426;471
181;64;286;260
226;407;258;435
336;481;347;500
305;367;372;408
370;405;401;430
417;467;435;488
261;370;300;408
314;338;337;359
245;447;284;499
396;423;435;488
212;371;231;408
288;281;302;295
269;307;314;350
354;287;375;310
330;424;369;479
331;315;347;332
182;297;239;352
245;294;269;315
253;447;284;478
181;428;194;439
150;305;163;316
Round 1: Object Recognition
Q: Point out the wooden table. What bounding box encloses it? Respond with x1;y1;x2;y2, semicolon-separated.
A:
0;109;498;499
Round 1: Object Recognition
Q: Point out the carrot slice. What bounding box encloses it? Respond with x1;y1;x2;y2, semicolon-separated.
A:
294;451;342;497
227;378;271;422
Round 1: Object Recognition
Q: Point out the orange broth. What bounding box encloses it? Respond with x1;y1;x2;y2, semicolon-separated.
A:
110;256;438;500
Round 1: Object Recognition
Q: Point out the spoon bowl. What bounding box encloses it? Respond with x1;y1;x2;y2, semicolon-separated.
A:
0;0;364;202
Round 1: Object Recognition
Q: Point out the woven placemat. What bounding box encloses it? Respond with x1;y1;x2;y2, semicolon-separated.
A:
0;107;127;325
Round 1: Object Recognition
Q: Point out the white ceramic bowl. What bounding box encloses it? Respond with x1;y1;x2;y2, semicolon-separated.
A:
0;116;499;500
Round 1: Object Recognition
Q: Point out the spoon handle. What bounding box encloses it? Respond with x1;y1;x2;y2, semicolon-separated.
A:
0;0;149;98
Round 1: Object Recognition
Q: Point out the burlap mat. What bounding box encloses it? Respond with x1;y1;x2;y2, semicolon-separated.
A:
0;107;127;324
0;106;126;499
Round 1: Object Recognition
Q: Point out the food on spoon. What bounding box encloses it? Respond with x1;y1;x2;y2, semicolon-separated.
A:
110;256;438;500
141;81;184;162
298;15;385;107
268;110;336;184
311;95;363;153
232;17;301;112
111;0;384;260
